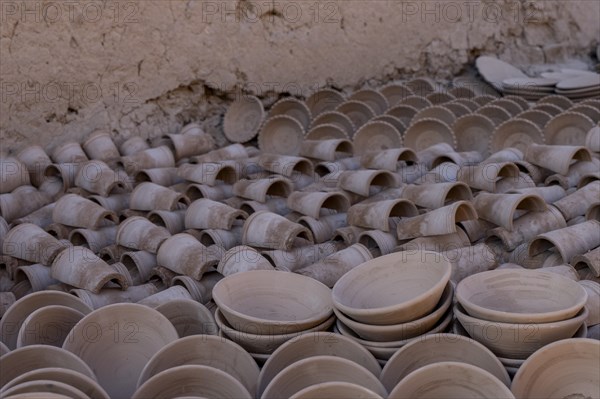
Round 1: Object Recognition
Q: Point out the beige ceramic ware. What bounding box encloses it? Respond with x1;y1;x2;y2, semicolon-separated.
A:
289;382;383;399
223;95;264;143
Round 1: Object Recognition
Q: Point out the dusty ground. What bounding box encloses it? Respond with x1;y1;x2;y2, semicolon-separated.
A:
1;0;598;156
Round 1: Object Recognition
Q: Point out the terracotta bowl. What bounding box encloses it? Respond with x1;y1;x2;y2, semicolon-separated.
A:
456;269;588;323
332;251;452;325
379;333;510;392
333;282;453;342
387;361;515;399
289;382;384;399
154;298;217;337
212;270;333;335
214;308;335;354
454;303;588;359
62;303;178;399
511;338;600;399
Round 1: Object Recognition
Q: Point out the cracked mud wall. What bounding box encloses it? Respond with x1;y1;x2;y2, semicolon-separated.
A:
1;0;598;156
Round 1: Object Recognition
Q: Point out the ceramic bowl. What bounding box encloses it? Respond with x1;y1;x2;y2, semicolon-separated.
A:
456;269;588;323
332;251;452;325
62;303;178;399
154;298;217;337
511;338;600;399
333;282;453;342
214;308;335;354
289;382;384;399
454;303;588;359
379;333;510;392
212;270;333;335
387;361;515;398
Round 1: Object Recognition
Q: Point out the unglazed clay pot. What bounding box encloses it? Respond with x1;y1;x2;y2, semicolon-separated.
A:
360;148;418;172
1;186;52;223
387;361;515;399
553;180;600;221
154;299;217;337
242;211;313;250
257;332;381;397
441;243;497;283
525;144;592;175
289;382;383;399
456;269;588;323
74;160;130;197
212;270;333;335
147;209;186;234
332;250;452;325
16;305;85;348
0;345;95;387
348;199;418;232
119;250;157;284
473;192;546;230
156;233;223;280
196;227;242;250
62;303;178;399
232;177;293;203
129;182;189;211
578;280;600;326
69;225;117;253
286;191;349;219
261;355;387;399
0;291;92;350
0;158;31;194
184;198;247;230
171;272;222;304
528;220;600;263
52;194;118;229
133;365;252;399
454;303;588;359
2;223;68;266
116;216;171;253
119;136;149;156
458;161;519;192
217;245;273;276
51;246;128;293
119;146;175;174
511;339;600;399
185;183;233;201
338;170;397;197
166;131;215;161
178;162;238;186
135;167;183;187
400;182;472;209
137;335;257;395
16;145;53;187
137;285;192;308
70;283;160;310
300;139;353;161
296;213;347;244
396;201;477;240
261;241;344;272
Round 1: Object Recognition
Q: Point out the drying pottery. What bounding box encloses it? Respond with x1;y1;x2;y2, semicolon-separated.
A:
233;177;292;202
178;162;237;186
286;191;349;219
16;305;85;348
133;364;252;399
348;89;389;114
52;194;117;229
0;158;30;194
511;338;600;399
386;104;419;126
458;161;520;192
116;216;171;253
289;382;383;399
545;112;595;146
261;355;387;399
119;250;156;284
296;243;373;287
88;193;130;213
74;160;130;197
332;250;451;325
305;89;345;117
525;144;592;175
268;97;312;130
196;227;242;249
573;248;600;278
261;241;344;272
156;233;223;280
2;223;67;266
403;119;456;151
14;264;59;293
396;201;477;240
120;146;175;174
425;92;456;106
401;182;472;209
387;361;515;399
62;303;178;399
217;245;274;275
371;115;407;135
578;280;600;326
397;229;471;253
413;105;456;125
147;209;185;234
529;220;600;263
212;270;333;334
305;123;350;140
82;131;120;162
456;269;588;323
119;136;149;156
166;131;215;161
185;183;233;201
490;119;545;154
135;167;183;186
586;125;600;152
336;100;376;128
416;142;455;167
185;198;247;230
358;229;398;256
310;111;355;136
398;95;432;110
472;94;497;106
154;299;217;337
489;99;523;116
360;148;418;172
242;211;313;250
137;285;193;308
0;345;95;387
51;246;128;293
258;115;305;155
240;197;291;215
352;121;403;155
473;192;546;230
222;96;264;143
0;187;52;223
300;139;353;161
69;225;117;253
477;105;512;126
431;151;483;168
348;199;418;232
553;180;600;220
192;143;249;163
258;154;313;179
405;78;436;96
476;56;527;90
510;185;566;203
16;145;52;187
452;115;495;157
51;142;88;164
129;182;188;211
380;83;413;106
338;170;397;197
444;102;472;118
11;203;55;230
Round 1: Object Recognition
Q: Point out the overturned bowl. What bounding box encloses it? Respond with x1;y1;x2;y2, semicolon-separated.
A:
212;270;333;335
456;269;588;324
332;251;452;325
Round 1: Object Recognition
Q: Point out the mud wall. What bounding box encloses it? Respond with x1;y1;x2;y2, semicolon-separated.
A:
1;0;598;155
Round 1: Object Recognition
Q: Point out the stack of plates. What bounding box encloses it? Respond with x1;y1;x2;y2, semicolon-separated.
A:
554;71;600;99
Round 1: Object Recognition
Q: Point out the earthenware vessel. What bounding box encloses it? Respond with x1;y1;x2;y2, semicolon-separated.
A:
401;182;472;209
116;216;171;253
166;131;215;160
360;148;417;172
232;177;293;203
403;119;456;151
289;382;383;399
156;233;223;280
267;97;312;130
0;158;31;194
217;245;274;275
574;248;600;278
120;146;175;174
242;211;313;250
16;305;85;348
336;100;376;129
258;115;305;155
51;142;88;164
178;162;237;186
396;201;477;240
358;230;398;256
544;112;595;146
348;199;418;232
352;121;403;155
529;220;600;263
301;139;353;161
184;198;247;230
0;186;52;223
473;192;546;230
553;180;600;221
2;223;68;266
119;136;149;156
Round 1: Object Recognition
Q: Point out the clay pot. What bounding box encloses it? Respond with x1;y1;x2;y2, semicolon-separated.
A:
51;142;88;164
15;305;85;348
62;303;178;399
70;283;160;309
116;216;171;253
217;245;273;276
431;151;483;168
185;183;233;201
296;213;347;244
529;220;600;263
458;219;495;242
192;143;249;163
332;250;451;325
289;382;383;399
396;201;477;240
543;264;580;281
306;89;345;117
0;158;31;194
553;180;600;221
12;203;56;229
171;272;222;304
14;264;59;292
16;145;53;187
358;230;398;256
511;338;599;399
388;361;514;399
297;243;374;287
573;247;600;278
0;291;15;320
360;148;418;172
416;161;460;184
232;177;292;203
130;182;189;211
88;193;130;213
525;144;592;175
285;191;349;219
439;243;497;283
80;131;120;163
134;167;183;187
195;227;242;250
338;170;397;197
242;211;313;250
119;136;149;156
119;146;175;174
166;131;215;160
486;205;567;251
586;125;600;151
456;269;587;323
184;198;247;230
213;270;333;335
134;364;252;399
68;226;117;253
146;209;185;234
2;223;68;265
0;345;95;387
240;197;291;215
52;194;118;229
153;299;217;337
473;192;546;230
348;199;418;232
261;241;344;272
314;157;362;177
0;186;52;223
578;280;600;326
397;229;471;253
257;154;313;180
51;246;128;293
458;161;520;192
120;250;157;284
261;355;387;399
510;185;567;203
156;233;223;280
400;182;472;209
545;160;600;189
299;139;353;162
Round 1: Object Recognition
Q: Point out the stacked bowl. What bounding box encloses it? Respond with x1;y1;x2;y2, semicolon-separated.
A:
331;250;454;364
454;269;589;376
212;270;335;364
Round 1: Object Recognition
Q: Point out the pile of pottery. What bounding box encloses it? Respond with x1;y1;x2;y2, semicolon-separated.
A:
330;251;454;364
477;55;600;101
